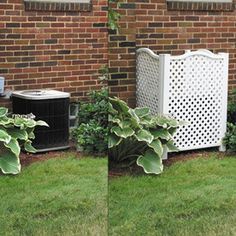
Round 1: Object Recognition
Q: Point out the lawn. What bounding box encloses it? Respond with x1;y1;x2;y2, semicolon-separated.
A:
109;154;236;236
0;154;107;236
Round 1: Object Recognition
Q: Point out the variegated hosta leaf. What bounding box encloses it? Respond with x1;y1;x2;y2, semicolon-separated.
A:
150;129;171;140
108;102;118;115
137;149;163;174
134;107;150;118
135;129;154;144
28;132;35;140
0;148;21;175
36;120;49;127
7;128;28;141
109;97;129;114
24;119;36;128
108;133;122;148
111;126;134;138
24;141;37;153
0;107;8;118
128;109;140;128
109;114;120;124
148;139;163;157
166;140;179;152
4;138;21;157
0;129;11;144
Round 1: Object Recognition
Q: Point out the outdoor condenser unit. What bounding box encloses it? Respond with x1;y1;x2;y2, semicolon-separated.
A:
12;90;70;152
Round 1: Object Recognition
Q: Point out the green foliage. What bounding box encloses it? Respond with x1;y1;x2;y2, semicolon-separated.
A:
0;107;48;175
224;122;236;152
227;88;236;123
72;88;108;154
109;97;181;174
224;89;236;152
73;121;108;154
108;0;121;30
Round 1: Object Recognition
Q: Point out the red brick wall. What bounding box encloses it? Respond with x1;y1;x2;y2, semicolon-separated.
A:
0;0;108;106
108;0;136;107
110;0;236;106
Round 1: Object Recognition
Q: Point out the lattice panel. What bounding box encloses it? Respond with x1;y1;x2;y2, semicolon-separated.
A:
136;48;228;155
136;50;160;114
168;55;225;150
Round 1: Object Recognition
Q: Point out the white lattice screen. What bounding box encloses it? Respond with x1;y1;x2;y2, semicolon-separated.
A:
136;48;228;155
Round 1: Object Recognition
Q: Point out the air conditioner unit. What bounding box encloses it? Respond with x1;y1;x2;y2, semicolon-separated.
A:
12;90;70;152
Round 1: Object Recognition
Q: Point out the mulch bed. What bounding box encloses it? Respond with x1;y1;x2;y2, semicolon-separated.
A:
109;148;231;178
20;149;80;167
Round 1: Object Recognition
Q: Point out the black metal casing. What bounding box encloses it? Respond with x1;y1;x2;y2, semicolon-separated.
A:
12;91;70;152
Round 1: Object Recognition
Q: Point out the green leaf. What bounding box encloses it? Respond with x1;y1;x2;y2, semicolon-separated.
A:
4;138;20;157
0;129;11;144
24;141;37;153
0;107;8;118
7;128;28;140
108;102;118;115
25;119;36;128
137;149;163;174
134;107;150;118
109;97;129;114
166;140;179;152
150;129;171;140
148;139;163;157
28;132;35;139
128;109;140;128
135;130;154;144
36;120;49;127
108;133;122;148
0;149;21;174
111;126;134;138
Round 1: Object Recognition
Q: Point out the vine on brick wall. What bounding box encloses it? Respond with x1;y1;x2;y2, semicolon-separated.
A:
108;0;121;30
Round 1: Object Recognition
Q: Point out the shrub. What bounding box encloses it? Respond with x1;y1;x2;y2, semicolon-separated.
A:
72;88;108;154
224;89;236;152
109;97;181;174
224;123;236;152
0;107;48;174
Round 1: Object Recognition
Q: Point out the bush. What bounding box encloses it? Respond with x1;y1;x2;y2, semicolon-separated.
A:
0;107;48;174
224;123;236;152
224;90;236;151
72;88;108;154
109;97;182;174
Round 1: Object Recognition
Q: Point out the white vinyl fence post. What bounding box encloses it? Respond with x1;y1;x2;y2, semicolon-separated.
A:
219;52;229;152
159;54;171;159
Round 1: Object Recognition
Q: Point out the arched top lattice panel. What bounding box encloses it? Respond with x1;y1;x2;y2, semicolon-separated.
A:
136;48;229;153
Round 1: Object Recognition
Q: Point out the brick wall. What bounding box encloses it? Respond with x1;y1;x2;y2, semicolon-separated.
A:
108;0;136;107
0;0;107;107
110;0;236;106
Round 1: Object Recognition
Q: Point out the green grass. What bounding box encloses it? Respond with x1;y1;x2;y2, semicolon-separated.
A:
109;155;236;236
0;155;107;236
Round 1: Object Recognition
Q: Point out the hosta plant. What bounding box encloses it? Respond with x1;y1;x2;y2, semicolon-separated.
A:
0;107;48;175
109;97;181;174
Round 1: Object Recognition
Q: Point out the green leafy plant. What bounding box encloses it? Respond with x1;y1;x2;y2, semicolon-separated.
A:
72;121;108;154
223;89;236;152
224;122;236;152
109;97;181;174
0;107;48;174
228;89;236;123
108;0;121;30
72;88;108;154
